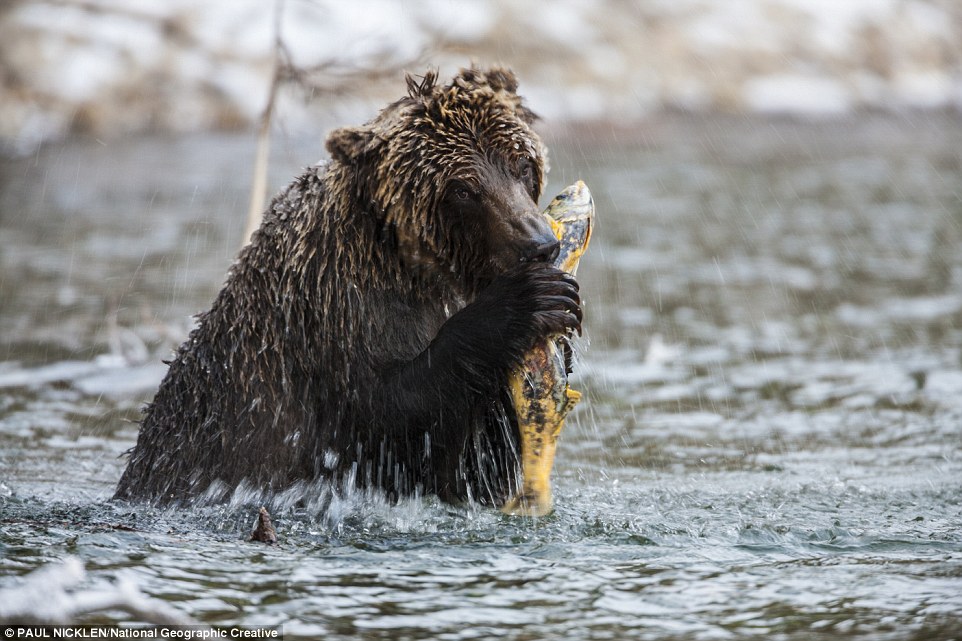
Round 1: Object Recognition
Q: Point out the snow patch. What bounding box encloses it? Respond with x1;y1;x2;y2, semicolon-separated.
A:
744;74;853;116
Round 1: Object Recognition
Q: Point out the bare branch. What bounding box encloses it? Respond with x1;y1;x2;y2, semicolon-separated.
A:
242;0;285;247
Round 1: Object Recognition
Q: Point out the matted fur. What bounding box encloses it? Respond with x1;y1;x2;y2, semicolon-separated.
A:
114;66;579;506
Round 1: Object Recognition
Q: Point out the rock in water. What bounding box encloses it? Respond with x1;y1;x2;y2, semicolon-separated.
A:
502;181;594;517
250;506;277;544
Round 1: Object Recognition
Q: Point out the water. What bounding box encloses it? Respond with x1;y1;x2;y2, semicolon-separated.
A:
1;114;961;639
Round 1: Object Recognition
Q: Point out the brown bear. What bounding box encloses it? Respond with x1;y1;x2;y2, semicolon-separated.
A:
113;66;581;506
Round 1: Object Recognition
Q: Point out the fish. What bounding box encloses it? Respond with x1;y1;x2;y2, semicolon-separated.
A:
502;181;594;517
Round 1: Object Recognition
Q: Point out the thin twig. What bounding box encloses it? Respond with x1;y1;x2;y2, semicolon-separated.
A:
242;0;285;247
241;0;428;248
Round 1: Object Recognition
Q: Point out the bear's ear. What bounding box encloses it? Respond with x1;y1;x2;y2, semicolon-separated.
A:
514;102;539;125
480;66;519;94
487;67;539;123
325;126;378;165
473;65;539;124
405;69;439;101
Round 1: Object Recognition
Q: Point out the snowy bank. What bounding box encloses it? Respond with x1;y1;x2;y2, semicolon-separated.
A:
1;0;960;154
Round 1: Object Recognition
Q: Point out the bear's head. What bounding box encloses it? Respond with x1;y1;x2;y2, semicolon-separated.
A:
326;66;557;293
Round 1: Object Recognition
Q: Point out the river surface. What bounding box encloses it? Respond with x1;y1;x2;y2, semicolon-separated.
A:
1;115;961;639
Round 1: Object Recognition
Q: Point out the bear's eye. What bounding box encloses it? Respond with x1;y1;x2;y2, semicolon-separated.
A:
519;161;538;197
446;180;478;206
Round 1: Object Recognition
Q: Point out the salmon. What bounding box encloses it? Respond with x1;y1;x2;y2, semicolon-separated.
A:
502;181;594;516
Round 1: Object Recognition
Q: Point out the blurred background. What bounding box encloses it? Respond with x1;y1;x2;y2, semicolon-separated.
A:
1;0;961;153
2;1;962;638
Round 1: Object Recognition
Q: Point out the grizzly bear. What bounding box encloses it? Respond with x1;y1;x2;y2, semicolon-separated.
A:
114;66;581;506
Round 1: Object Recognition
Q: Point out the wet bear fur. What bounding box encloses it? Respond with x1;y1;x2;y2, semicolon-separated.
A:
114;66;581;506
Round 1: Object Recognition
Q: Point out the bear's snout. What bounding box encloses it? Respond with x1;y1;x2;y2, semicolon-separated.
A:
520;235;560;263
516;212;560;264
